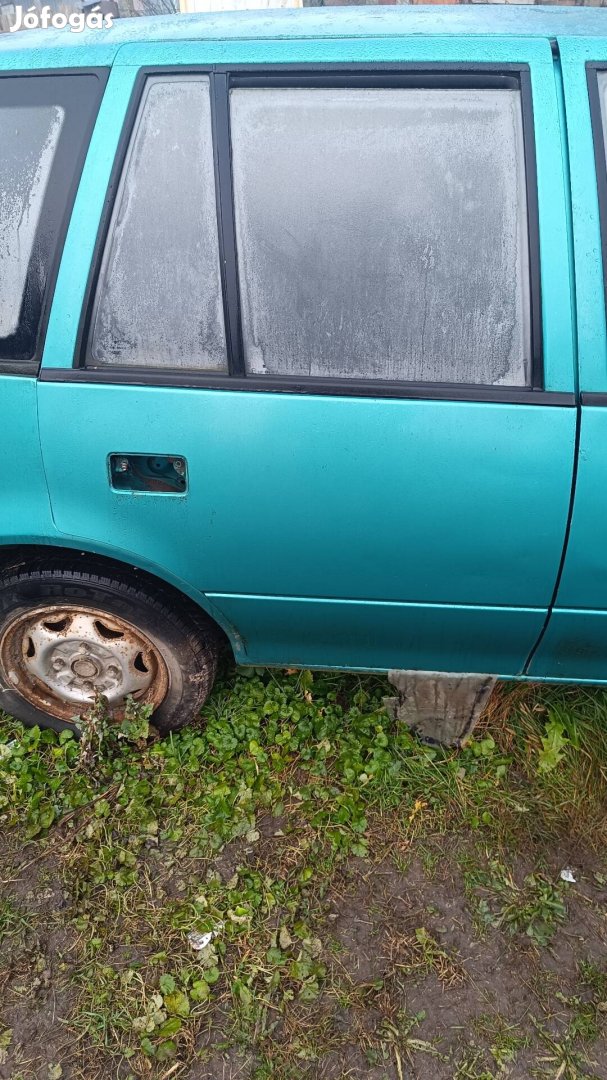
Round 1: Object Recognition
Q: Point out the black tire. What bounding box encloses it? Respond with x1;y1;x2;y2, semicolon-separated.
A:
0;556;220;735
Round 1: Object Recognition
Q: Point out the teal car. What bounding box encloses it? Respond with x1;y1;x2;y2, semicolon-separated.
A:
1;4;607;735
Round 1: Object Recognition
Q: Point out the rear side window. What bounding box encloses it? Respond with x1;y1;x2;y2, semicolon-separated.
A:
230;87;531;386
88;76;227;371
0;74;104;366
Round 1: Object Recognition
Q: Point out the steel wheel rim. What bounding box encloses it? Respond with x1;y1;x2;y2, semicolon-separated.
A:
0;605;169;723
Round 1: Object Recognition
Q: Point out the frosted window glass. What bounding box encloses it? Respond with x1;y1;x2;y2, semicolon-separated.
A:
230;87;531;386
599;73;607;186
90;77;227;370
0;105;64;339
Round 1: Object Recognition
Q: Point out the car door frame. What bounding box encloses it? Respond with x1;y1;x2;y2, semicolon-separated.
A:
527;37;607;682
38;34;578;676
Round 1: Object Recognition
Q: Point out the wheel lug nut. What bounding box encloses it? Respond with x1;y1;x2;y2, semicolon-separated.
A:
52;658;65;671
82;681;94;692
107;666;120;678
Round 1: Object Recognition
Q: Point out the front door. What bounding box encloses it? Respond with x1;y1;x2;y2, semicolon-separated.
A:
38;35;576;677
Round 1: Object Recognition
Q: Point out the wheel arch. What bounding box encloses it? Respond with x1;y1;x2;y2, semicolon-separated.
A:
0;541;242;660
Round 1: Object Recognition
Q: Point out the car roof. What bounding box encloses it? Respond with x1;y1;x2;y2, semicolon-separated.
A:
0;4;605;68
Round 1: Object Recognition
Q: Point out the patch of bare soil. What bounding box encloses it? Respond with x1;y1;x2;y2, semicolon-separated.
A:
0;844;80;1080
3;831;607;1079
279;852;607;1079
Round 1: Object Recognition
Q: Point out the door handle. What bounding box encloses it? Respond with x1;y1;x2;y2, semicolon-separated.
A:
109;454;187;494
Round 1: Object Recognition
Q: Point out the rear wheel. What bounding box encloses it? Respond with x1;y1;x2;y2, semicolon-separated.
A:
0;557;220;735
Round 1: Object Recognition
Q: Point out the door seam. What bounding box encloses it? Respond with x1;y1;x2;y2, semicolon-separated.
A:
34;380;59;534
523;401;581;674
523;44;580;675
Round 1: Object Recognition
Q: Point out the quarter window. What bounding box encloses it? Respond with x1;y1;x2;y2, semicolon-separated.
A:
598;72;607;184
88;76;227;371
598;71;607;142
229;86;531;386
0;74;103;365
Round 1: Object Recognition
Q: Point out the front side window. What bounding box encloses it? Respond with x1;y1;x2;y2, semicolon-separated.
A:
88;76;227;371
0;74;103;364
229;86;532;386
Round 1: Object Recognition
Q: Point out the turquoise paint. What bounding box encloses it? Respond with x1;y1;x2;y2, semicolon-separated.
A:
37;387;573;609
0;378;54;541
42;34;574;393
552;49;578;396
37;382;575;675
41;66;139;369
5;6;603;680
529;609;607;682
528;37;607;679
534;407;607;614
556;37;607;393
208;595;547;676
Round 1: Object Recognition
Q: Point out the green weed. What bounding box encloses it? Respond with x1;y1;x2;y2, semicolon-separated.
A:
472;860;567;946
2;671;607;1078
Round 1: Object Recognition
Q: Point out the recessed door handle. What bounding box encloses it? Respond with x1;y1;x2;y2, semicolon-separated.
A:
109;454;187;494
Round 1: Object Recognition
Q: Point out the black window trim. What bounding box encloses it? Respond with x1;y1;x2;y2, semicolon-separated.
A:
0;67;108;376
67;62;551;405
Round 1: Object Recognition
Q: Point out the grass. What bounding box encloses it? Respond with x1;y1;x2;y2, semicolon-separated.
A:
1;668;607;1078
464;859;568;946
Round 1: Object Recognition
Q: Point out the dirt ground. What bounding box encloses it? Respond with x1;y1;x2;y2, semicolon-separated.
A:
2;673;607;1079
3;838;607;1078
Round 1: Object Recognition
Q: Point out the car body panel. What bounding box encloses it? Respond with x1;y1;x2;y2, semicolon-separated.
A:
205;594;547;676
3;9;605;681
0;378;54;542
528;36;607;680
38;382;575;674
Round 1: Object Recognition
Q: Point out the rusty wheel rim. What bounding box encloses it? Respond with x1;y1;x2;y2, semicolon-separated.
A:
0;605;169;723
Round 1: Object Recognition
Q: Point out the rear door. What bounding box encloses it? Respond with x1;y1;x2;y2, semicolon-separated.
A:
528;36;607;682
38;35;576;676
